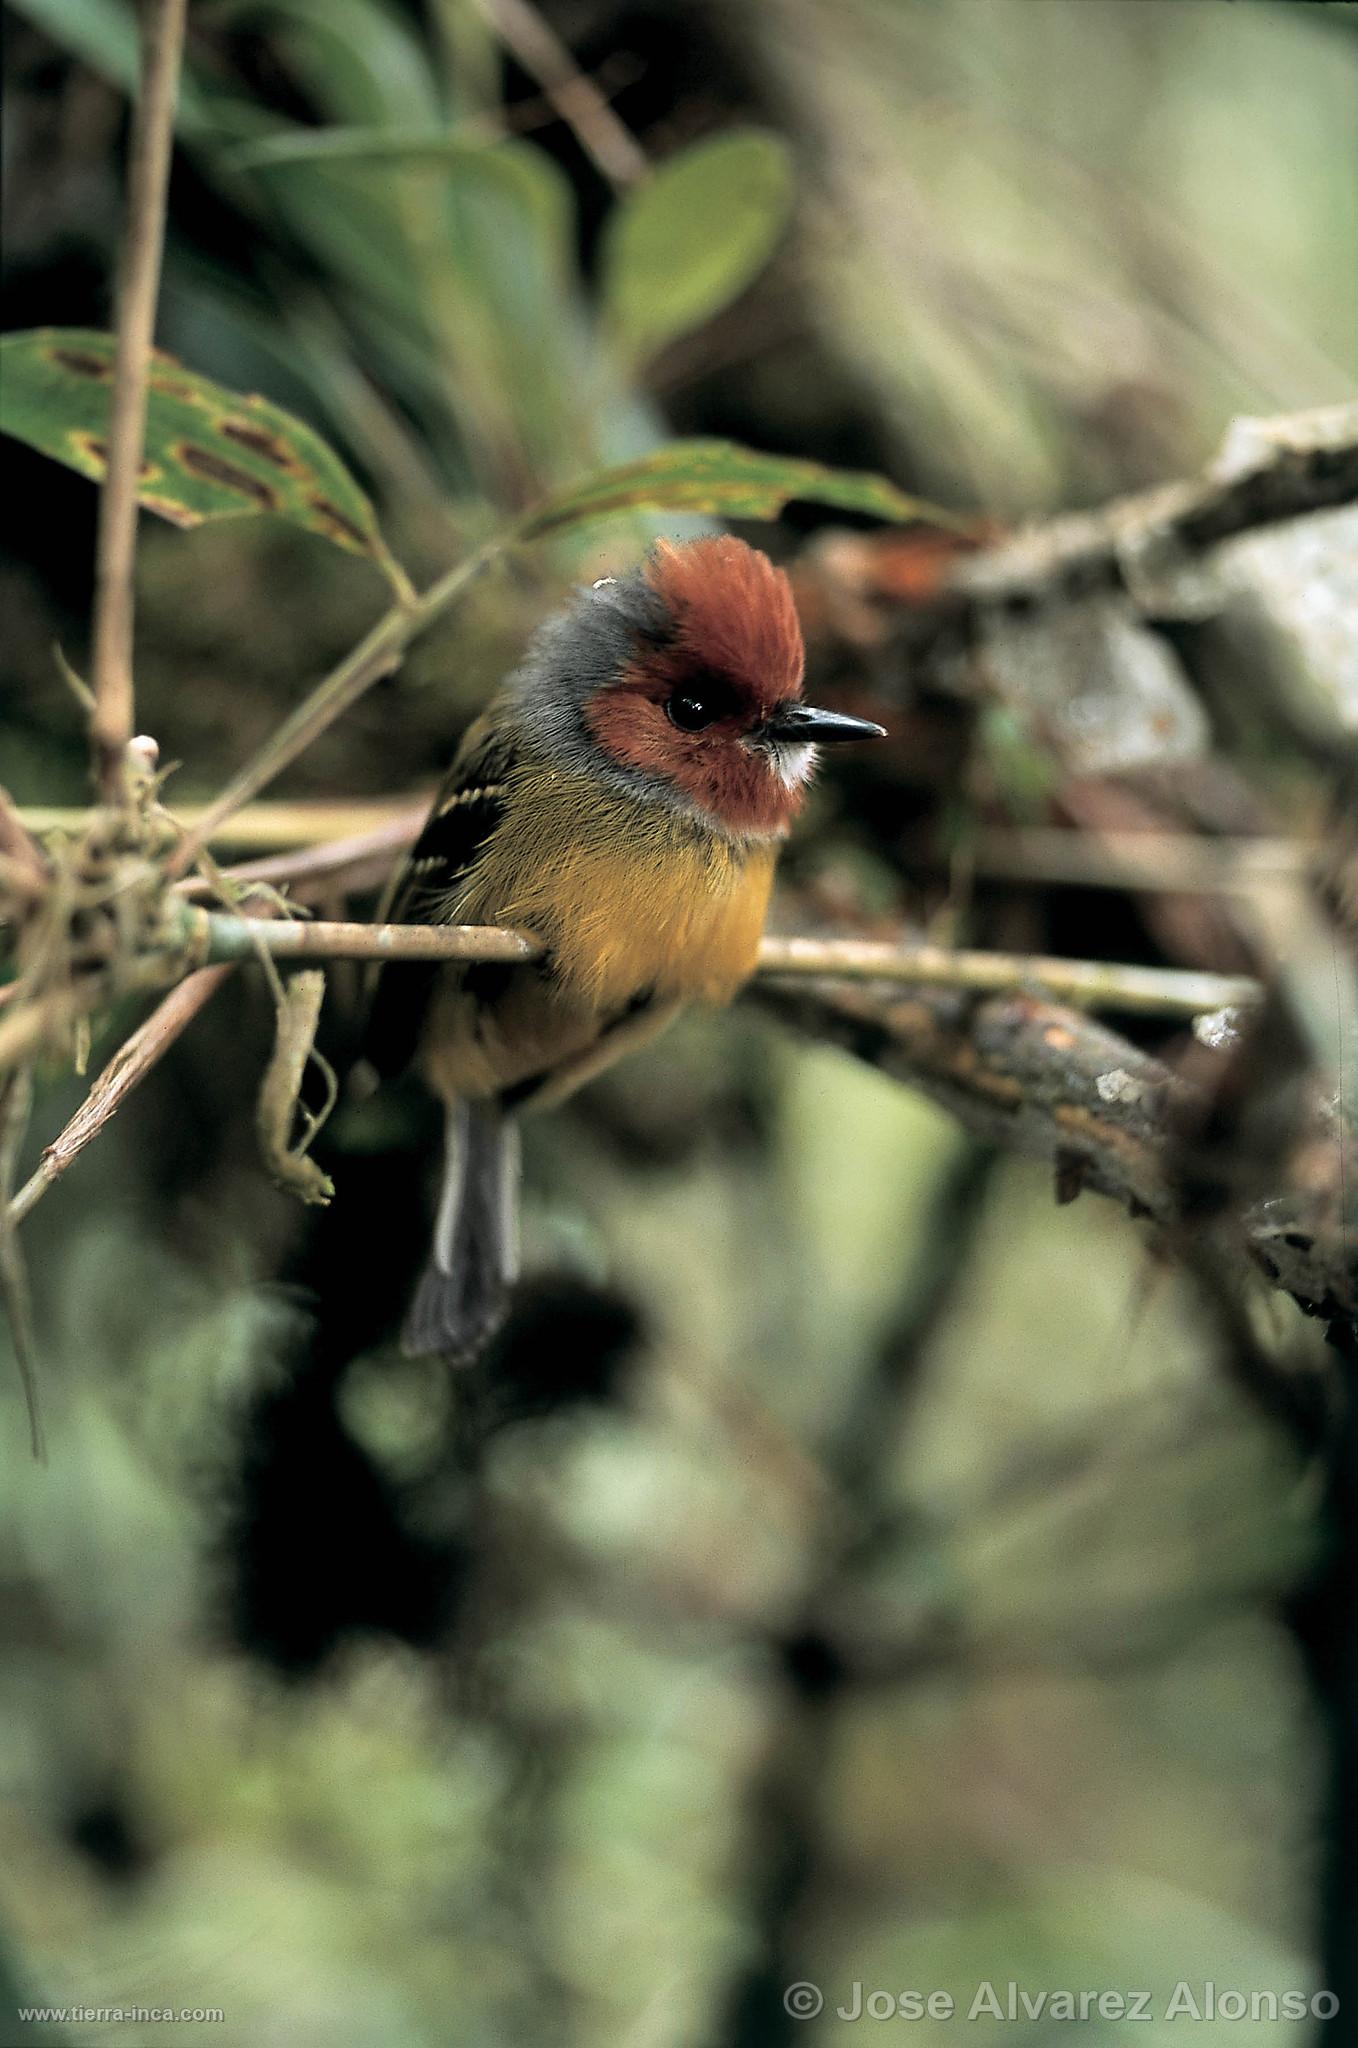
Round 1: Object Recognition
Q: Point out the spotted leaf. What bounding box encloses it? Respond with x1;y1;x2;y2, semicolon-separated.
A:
0;329;411;599
519;438;959;538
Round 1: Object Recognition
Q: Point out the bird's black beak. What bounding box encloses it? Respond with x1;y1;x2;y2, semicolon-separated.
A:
762;703;888;744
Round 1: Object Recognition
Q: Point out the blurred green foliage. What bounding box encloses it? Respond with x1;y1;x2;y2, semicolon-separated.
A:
599;130;793;371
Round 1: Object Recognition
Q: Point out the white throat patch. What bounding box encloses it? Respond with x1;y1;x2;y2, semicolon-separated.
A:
773;741;817;791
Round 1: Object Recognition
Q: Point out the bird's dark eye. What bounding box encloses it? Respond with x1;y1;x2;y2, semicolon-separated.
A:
665;690;719;732
662;669;743;733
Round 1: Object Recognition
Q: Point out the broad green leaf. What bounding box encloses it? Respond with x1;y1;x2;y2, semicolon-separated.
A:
372;136;578;498
600;131;794;367
208;0;441;129
0;330;412;598
519;438;959;538
9;0;140;94
431;139;582;494
446;140;576;296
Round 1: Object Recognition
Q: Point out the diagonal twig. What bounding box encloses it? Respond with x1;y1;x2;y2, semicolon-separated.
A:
469;0;648;189
172;810;427;901
7;965;235;1228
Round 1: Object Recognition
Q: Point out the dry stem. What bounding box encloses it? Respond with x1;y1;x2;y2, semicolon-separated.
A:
21;800;422;849
469;0;648;188
89;0;188;798
174;811;427;902
8;966;234;1227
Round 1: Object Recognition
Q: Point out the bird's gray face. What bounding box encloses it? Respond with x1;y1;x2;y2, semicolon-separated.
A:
507;570;667;772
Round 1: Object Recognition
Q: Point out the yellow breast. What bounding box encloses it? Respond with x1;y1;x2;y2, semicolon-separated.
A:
456;766;777;1012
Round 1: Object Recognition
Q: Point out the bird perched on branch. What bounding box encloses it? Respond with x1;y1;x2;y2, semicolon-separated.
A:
366;534;885;1360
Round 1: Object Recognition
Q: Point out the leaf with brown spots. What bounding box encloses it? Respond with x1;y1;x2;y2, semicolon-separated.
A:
0;328;412;599
519;438;961;539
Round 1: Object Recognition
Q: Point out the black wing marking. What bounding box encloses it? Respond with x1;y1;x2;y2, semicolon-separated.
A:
390;780;508;924
362;714;517;1078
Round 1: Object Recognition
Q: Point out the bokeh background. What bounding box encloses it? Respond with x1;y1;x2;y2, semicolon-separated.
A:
3;2;1357;2044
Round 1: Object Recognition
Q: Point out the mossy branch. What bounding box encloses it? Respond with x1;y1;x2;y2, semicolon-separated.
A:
756;977;1354;1331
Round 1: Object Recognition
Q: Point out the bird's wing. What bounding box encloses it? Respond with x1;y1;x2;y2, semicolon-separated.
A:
362;711;519;1079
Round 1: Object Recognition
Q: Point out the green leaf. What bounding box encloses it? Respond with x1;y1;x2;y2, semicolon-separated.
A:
222;123;508;173
414;137;582;496
8;0;141;92
206;0;441;129
519;438;960;538
600;130;794;367
0;329;412;599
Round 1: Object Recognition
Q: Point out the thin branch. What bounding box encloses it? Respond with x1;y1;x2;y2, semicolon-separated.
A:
196;911;542;969
1;911;1259;1225
755;936;1259;1016
469;0;648;189
173;810;426;902
7;966;235;1228
89;0;187;798
955;406;1358;612
21;799;427;852
183;909;1261;1018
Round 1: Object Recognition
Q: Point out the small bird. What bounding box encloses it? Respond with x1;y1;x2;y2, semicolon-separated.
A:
366;534;885;1359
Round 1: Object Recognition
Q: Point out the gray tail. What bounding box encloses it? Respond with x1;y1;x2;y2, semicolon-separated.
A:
402;1101;520;1362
